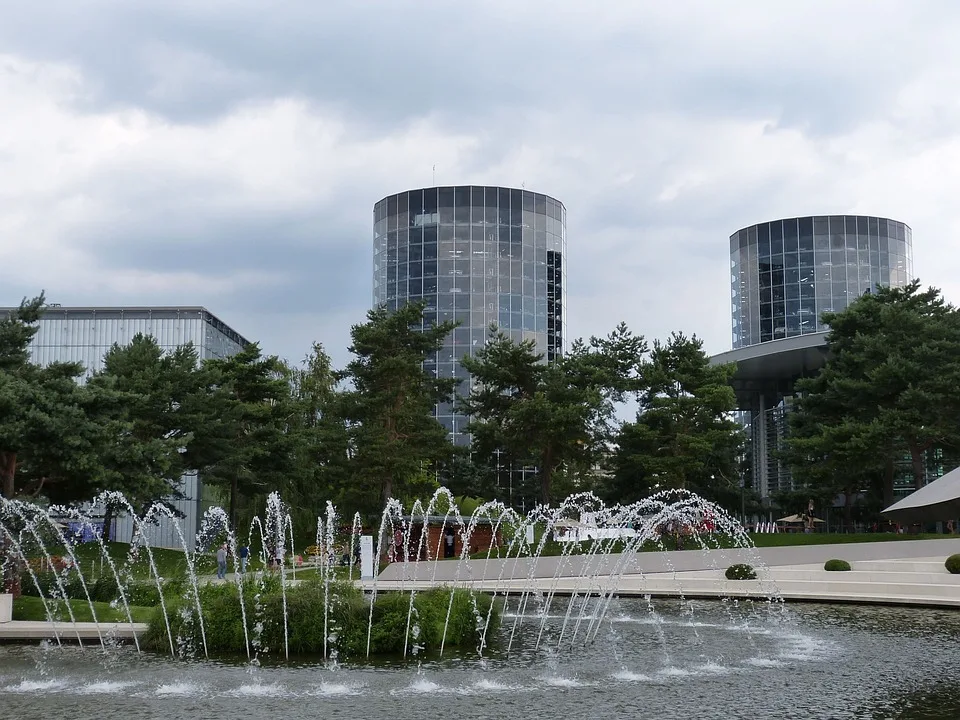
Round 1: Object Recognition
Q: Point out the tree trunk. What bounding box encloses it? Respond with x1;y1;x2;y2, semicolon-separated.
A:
882;457;895;510
229;476;239;530
380;475;392;512
909;446;926;491
540;446;554;506
843;486;853;530
101;504;114;543
0;451;16;498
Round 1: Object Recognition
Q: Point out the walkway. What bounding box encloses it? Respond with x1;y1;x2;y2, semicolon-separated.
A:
368;538;960;609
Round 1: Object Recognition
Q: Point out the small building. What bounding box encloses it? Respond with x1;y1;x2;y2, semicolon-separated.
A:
395;515;503;561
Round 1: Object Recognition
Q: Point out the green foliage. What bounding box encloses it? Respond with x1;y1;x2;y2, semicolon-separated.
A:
462;322;646;506
0;293;115;503
824;559;852;571
198;344;296;526
786;282;960;511
339;302;457;515
144;576;499;658
610;332;744;508
19;571;183;607
725;563;757;580
946;554;960;574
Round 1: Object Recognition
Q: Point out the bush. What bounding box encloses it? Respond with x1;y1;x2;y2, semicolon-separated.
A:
143;576;500;659
946;554;960;574
19;570;182;608
824;559;852;572
725;563;757;580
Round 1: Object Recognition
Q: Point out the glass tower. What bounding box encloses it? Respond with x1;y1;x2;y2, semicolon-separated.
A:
730;215;913;349
373;185;567;446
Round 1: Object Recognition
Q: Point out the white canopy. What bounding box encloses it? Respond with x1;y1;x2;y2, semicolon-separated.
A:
882;465;960;524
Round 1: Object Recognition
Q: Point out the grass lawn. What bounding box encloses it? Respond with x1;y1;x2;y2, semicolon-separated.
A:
747;532;946;547
42;541;275;580
12;596;156;623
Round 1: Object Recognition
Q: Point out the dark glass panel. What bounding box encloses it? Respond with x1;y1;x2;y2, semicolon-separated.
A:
408;189;423;217
498;189;511;224
783;218;799;253
522;191;535;212
423;187;438;214
845;216;858;235
757;224;771;258
535;194;547;214
471;187;485;208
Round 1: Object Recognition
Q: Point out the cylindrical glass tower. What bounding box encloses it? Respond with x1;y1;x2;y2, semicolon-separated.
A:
373;185;567;445
730;215;913;349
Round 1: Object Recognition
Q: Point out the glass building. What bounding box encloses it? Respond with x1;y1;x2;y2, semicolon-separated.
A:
373;186;567;446
731;216;913;349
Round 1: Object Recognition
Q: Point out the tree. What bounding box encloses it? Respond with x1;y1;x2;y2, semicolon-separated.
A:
198;344;295;528
461;322;646;506
786;281;960;509
0;294;107;502
609;332;743;507
340;302;457;515
282;343;352;526
87;335;210;539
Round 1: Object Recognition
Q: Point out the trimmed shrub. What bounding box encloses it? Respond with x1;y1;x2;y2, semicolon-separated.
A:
946;554;960;574
824;559;851;572
725;563;757;580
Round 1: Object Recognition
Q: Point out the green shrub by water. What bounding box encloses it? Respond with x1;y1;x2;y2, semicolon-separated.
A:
824;559;851;572
143;576;500;658
725;563;757;580
946;554;960;574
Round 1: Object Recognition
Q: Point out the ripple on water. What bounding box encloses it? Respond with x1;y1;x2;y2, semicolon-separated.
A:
75;680;139;694
465;678;524;693
228;682;288;697
613;670;652;682
745;657;783;668
308;682;364;697
393;678;444;695
154;682;201;697
544;676;589;688
4;679;68;693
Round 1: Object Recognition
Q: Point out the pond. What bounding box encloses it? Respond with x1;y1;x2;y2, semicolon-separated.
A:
1;599;958;720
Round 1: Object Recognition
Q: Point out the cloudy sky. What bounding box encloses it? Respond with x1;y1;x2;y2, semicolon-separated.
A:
2;0;959;369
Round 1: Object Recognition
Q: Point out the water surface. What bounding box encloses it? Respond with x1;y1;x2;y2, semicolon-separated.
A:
1;599;958;720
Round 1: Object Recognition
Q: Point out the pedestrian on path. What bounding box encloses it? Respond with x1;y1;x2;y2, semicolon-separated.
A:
238;544;249;573
216;543;228;580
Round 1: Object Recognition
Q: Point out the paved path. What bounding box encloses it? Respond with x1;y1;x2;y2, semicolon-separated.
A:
377;537;960;582
0;621;148;642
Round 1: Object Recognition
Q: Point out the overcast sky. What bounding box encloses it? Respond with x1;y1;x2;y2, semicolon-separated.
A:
2;1;959;369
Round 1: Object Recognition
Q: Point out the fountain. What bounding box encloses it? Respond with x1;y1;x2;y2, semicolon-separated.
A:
1;488;959;719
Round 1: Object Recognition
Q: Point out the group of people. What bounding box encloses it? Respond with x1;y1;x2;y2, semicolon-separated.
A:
214;542;250;580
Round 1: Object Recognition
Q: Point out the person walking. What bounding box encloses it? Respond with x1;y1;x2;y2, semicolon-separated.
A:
238;544;249;573
216;543;228;580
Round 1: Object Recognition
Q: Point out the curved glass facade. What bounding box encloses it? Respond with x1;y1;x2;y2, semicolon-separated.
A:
373;186;567;445
730;215;913;349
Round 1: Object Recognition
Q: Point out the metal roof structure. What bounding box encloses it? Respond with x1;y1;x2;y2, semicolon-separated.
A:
882;466;960;524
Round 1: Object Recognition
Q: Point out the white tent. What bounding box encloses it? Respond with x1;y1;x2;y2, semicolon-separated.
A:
882;465;960;524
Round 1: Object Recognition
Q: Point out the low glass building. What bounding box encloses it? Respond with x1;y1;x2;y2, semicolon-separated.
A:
1;305;250;549
731;216;912;349
373;186;567;446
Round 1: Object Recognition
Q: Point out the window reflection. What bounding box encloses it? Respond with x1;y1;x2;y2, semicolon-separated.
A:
373;186;567;442
730;216;912;349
